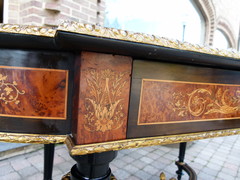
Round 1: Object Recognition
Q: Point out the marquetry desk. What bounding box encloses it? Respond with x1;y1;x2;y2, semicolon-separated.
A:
1;22;240;180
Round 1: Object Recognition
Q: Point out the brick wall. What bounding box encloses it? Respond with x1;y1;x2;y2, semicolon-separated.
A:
6;0;105;27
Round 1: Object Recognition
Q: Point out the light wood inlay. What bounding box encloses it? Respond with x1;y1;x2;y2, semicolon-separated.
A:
138;79;240;125
74;52;132;145
0;66;68;119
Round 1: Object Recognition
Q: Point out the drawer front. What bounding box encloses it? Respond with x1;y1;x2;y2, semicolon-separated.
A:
127;60;240;138
0;49;74;135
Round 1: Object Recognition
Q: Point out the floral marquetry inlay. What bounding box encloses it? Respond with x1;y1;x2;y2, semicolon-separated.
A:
84;69;127;132
0;73;25;105
138;79;240;125
75;52;132;145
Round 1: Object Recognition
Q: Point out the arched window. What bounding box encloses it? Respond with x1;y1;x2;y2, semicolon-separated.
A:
213;29;231;49
105;0;205;44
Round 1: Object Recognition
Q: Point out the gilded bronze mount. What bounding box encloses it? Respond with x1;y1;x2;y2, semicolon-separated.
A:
65;128;240;155
0;22;240;59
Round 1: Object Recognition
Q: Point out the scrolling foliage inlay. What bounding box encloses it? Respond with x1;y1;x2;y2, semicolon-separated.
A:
84;69;126;132
138;80;240;125
0;73;25;105
172;88;240;117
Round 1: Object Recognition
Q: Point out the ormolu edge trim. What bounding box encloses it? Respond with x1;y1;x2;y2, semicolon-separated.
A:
66;128;240;155
58;21;240;59
1;22;240;60
0;24;56;37
0;132;66;144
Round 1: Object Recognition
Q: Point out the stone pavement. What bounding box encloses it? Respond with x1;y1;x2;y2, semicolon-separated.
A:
1;135;240;180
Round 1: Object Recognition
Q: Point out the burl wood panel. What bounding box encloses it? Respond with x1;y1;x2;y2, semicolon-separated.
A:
74;52;132;145
127;60;240;138
139;79;240;125
0;66;68;119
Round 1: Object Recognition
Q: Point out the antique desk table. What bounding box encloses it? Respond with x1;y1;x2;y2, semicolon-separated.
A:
1;22;240;180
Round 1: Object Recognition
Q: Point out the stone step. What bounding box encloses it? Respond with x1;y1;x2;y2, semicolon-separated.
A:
0;142;42;160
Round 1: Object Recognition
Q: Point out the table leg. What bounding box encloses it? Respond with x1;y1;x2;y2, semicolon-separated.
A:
175;142;197;180
176;142;187;180
44;144;55;180
69;151;117;180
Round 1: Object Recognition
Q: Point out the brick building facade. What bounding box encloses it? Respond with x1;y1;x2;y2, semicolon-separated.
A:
4;0;105;26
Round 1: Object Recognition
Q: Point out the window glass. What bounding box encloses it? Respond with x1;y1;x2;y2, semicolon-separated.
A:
213;29;230;49
105;0;204;44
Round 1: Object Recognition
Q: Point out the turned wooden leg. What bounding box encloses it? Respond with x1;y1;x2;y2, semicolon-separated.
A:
69;151;117;180
44;144;55;180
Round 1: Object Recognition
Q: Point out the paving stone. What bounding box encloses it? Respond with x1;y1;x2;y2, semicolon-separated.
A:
193;158;208;166
136;149;149;156
112;169;130;180
164;153;178;161
152;149;167;156
128;152;142;160
140;156;154;164
135;170;152;180
57;151;72;161
24;150;41;158
122;155;135;163
221;167;238;177
27;154;43;165
143;146;156;152
53;154;66;165
217;172;235;180
202;167;219;176
151;159;170;170
0;164;14;176
1;172;21;180
146;152;161;160
156;157;173;165
127;175;140;180
206;162;223;171
56;161;74;173
198;172;215;180
52;167;63;176
0;159;10;167
1;135;240;179
223;163;239;171
150;175;161;180
164;164;178;175
209;158;225;166
110;164;118;172
53;173;65;180
112;159;127;169
18;166;38;177
143;165;159;175
32;161;44;172
185;155;195;162
26;173;43;180
11;158;31;171
189;162;204;172
131;159;146;169
159;146;171;153
122;164;139;174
